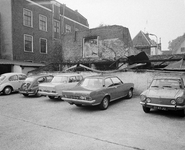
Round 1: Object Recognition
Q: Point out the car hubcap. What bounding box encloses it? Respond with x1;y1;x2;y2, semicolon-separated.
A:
103;99;108;108
5;88;11;94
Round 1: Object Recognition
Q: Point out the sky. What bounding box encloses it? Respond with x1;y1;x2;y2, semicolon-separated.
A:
57;0;185;50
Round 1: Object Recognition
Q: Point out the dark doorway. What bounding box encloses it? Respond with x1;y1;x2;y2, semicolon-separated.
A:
0;64;11;75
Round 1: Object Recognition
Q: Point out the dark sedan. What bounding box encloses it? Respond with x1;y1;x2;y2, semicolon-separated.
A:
62;74;134;110
19;74;53;97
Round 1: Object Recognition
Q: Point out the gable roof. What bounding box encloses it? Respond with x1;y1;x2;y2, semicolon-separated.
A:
133;31;157;48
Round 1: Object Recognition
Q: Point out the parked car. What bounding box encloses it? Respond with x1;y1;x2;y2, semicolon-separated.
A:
0;72;27;95
62;74;134;110
140;75;185;117
38;73;83;99
19;74;53;97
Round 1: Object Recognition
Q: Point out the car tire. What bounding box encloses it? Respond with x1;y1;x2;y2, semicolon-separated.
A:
48;96;55;99
143;106;150;113
75;104;82;107
99;96;109;110
126;89;133;99
23;93;29;97
178;109;185;117
3;86;12;95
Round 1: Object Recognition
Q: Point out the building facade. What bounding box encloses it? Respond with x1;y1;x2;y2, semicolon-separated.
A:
0;0;89;64
133;31;162;56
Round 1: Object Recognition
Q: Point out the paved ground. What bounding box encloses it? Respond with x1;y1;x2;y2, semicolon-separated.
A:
0;93;185;150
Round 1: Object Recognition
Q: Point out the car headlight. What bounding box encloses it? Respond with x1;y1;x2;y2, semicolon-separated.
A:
176;97;185;104
171;100;176;105
146;98;151;103
140;95;146;102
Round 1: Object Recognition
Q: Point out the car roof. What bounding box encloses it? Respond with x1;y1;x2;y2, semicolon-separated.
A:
27;74;52;78
54;73;82;77
1;72;26;76
153;76;182;80
85;74;117;79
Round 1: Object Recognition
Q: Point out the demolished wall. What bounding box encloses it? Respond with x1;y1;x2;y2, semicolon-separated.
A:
62;25;137;61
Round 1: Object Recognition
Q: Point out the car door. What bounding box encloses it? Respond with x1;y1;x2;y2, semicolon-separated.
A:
104;78;118;101
110;77;126;98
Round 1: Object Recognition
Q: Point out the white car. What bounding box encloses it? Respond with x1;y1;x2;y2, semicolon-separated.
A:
38;73;83;99
0;72;27;95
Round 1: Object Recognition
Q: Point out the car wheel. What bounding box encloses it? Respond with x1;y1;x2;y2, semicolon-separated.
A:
126;89;133;99
23;93;29;97
48;96;55;99
142;106;150;113
3;86;12;95
178;109;185;117
35;91;41;97
99;96;109;110
75;104;82;107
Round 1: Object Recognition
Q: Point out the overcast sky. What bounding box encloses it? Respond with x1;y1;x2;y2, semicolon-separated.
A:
57;0;185;50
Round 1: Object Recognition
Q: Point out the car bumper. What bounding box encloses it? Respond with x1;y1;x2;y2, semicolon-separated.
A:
62;97;96;105
140;102;185;110
19;90;36;95
38;91;59;97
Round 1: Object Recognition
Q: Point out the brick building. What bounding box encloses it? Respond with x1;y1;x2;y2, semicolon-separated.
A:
0;0;89;67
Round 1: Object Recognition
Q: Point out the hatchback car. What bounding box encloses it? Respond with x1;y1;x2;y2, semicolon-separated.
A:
140;76;185;117
62;74;134;110
38;73;83;99
0;72;27;95
19;74;53;97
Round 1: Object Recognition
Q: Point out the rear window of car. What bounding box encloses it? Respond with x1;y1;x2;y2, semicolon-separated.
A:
51;76;68;83
80;78;103;89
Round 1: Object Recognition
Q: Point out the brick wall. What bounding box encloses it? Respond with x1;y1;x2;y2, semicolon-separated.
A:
62;25;135;61
11;0;53;63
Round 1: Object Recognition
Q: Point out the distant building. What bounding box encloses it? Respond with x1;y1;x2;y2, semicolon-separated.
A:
0;0;89;73
171;36;185;54
133;31;162;56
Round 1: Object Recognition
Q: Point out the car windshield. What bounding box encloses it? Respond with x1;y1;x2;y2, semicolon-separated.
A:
80;78;103;90
150;79;182;89
0;75;6;82
51;76;68;83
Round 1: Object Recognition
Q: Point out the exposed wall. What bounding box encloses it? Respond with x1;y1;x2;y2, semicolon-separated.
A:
0;0;13;60
62;25;135;61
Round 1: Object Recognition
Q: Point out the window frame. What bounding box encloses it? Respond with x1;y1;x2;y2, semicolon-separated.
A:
53;19;60;39
24;34;33;53
39;38;47;54
39;14;47;31
23;8;33;27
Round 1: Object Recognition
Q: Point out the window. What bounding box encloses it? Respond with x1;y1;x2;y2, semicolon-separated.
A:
105;78;113;87
9;75;18;81
23;8;33;27
53;20;60;38
65;24;71;33
40;38;47;54
111;77;122;85
24;34;33;52
39;15;47;31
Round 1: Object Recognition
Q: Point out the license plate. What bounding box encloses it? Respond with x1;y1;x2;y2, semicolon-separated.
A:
157;107;166;110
